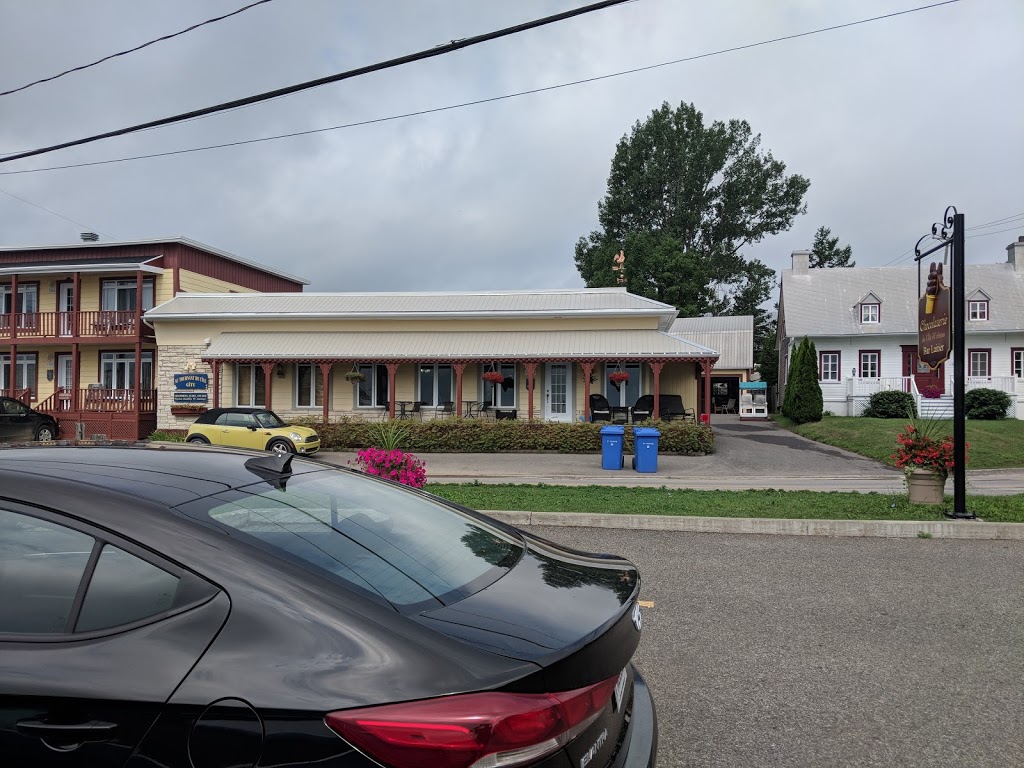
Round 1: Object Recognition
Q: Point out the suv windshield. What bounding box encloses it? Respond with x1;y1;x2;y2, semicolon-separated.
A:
177;470;522;611
254;411;286;428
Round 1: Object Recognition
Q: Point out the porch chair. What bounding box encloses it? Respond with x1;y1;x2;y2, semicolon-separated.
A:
439;401;456;418
716;398;736;414
631;395;653;422
589;394;612;422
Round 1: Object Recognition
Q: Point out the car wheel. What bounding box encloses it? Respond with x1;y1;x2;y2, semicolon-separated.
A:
267;438;293;456
36;424;56;441
186;435;210;444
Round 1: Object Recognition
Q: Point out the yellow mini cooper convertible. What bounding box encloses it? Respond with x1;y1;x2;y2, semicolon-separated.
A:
186;407;321;455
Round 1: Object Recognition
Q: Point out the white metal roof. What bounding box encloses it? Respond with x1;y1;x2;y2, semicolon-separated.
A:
203;330;719;361
668;316;754;369
780;263;1024;337
0;236;309;285
146;288;680;328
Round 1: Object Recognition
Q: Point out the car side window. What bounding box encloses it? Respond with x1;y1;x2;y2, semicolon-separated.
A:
0;509;95;634
2;400;28;416
76;545;180;633
215;413;233;426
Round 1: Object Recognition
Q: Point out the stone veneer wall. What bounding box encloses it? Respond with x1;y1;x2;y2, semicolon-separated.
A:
157;344;213;431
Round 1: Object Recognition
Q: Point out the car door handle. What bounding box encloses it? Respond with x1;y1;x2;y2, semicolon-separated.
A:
17;718;118;745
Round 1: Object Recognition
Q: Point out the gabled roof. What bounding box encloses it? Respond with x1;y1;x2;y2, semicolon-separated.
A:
203;330;718;361
667;316;754;369
0;236;308;285
146;288;681;329
780;263;1024;336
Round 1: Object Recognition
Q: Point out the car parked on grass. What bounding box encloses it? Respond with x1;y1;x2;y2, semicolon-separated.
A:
0;444;656;767
185;406;319;455
0;396;59;443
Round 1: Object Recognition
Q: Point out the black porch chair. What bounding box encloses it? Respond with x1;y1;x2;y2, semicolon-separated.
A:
631;394;653;422
589;394;612;422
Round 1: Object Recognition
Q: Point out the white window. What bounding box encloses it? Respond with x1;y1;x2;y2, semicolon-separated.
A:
605;363;641;406
0;353;37;398
295;364;326;408
860;304;879;324
100;352;153;391
0;284;38;329
236;363;266;406
357;364;390;408
969;351;990;378
819;353;840;382
968;301;988;321
482;364;516;408
101;279;154;312
859;352;879;378
1014;350;1024;379
418;364;453;407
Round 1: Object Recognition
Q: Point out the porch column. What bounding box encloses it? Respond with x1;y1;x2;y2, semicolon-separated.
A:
702;360;713;424
649;362;664;420
581;362;594;422
386;363;399;419
454;363;466;417
9;274;17;343
134;340;142;415
73;271;82;337
319;362;333;424
261;363;274;409
212;361;221;410
524;362;537;422
71;343;80;411
135;270;144;336
7;343;15;397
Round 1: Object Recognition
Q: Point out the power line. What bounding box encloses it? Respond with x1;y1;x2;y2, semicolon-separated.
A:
966;224;1023;239
0;0;965;177
0;0;277;98
966;211;1024;230
0;187;115;238
884;213;1024;266
0;0;632;165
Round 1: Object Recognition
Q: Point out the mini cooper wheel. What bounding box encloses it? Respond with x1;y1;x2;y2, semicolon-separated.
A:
186;435;210;444
267;438;293;455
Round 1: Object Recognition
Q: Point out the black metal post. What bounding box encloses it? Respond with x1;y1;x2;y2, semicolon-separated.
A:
951;212;970;518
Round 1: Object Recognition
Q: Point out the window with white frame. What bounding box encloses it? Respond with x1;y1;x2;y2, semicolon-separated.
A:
295;363;326;408
357;364;389;408
605;362;641;406
236;363;266;406
819;352;840;382
859;351;879;378
100;351;153;392
0;283;38;328
860;303;879;324
482;364;516;408
968;300;989;321
418;364;453;407
1013;349;1024;378
0;353;37;398
101;278;154;312
969;350;990;378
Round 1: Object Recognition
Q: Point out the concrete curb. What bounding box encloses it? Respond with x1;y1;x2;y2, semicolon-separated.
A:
483;511;1024;540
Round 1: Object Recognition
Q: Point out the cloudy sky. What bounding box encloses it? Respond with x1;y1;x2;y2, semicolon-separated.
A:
1;0;1021;296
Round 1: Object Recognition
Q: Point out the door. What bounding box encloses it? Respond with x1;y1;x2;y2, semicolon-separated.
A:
217;411;265;449
544;363;573;422
0;504;227;767
58;282;74;336
902;345;944;395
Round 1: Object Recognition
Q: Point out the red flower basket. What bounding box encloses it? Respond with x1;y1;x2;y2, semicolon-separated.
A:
609;371;630;385
482;371;505;384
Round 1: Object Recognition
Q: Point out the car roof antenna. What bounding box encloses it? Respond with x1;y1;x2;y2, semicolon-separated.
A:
244;453;294;490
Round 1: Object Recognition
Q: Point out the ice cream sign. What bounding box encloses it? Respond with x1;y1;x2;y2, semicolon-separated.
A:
918;262;950;370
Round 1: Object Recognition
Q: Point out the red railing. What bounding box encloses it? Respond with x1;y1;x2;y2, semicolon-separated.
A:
35;388;157;413
0;311;148;339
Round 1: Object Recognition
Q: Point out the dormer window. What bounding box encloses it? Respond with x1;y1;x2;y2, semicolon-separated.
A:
968;300;988;320
860;303;879;324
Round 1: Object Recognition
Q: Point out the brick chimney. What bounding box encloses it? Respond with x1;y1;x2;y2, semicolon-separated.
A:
1007;236;1024;272
791;250;811;273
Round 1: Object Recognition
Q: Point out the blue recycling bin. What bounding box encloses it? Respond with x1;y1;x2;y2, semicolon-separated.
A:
632;426;661;473
600;425;625;470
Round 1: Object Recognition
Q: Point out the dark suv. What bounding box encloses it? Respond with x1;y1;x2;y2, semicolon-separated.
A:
0;397;59;442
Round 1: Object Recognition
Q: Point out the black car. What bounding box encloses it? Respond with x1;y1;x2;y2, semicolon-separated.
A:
0;444;657;768
0;396;59;442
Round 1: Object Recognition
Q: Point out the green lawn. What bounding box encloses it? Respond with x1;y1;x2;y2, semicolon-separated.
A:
426;484;1024;523
771;415;1024;469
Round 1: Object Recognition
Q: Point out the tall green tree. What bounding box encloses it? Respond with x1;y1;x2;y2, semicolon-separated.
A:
810;226;855;268
575;101;810;332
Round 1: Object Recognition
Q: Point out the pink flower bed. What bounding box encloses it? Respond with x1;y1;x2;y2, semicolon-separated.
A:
350;447;427;488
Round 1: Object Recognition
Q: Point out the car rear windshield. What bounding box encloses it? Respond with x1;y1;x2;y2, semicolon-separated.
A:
177;471;522;611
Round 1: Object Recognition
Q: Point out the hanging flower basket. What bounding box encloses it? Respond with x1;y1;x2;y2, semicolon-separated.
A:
482;371;505;384
345;370;367;383
609;371;630;385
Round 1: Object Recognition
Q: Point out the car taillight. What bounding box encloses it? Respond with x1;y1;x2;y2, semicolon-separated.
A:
325;673;620;768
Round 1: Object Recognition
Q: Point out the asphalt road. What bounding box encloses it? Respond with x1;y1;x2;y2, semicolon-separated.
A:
522;526;1024;768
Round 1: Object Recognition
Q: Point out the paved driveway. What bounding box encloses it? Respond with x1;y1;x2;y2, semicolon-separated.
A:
526;525;1024;768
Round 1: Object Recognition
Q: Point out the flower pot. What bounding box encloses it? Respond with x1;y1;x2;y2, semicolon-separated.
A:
906;469;946;505
170;407;206;417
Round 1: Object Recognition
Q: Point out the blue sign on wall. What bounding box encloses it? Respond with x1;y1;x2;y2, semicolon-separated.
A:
174;373;209;390
174;392;209;404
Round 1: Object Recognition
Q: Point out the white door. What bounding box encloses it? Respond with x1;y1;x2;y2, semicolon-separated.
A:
58;282;74;336
543;363;573;422
55;354;73;409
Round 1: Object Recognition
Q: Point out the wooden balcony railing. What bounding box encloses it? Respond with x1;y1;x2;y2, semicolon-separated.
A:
36;388;157;414
0;311;149;339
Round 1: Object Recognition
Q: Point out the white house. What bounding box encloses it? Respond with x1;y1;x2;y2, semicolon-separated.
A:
776;236;1024;419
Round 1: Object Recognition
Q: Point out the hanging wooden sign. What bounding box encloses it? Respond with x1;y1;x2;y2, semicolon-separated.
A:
918;262;950;370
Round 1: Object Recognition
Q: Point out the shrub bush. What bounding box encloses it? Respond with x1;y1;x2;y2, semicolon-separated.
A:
783;338;823;424
294;416;715;455
863;390;917;419
149;430;186;441
964;388;1011;420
